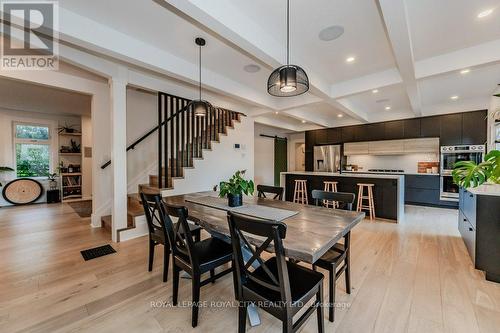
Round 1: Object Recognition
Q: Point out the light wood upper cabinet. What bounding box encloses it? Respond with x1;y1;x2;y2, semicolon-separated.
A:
368;140;405;155
403;138;439;153
344;142;369;155
344;138;439;156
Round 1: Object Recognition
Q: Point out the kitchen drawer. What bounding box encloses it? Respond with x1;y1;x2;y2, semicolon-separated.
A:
460;188;477;227
405;188;440;205
458;210;476;264
405;175;440;190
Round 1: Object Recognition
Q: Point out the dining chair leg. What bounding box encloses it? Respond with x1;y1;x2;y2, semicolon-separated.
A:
191;276;201;327
238;302;247;333
328;265;336;322
210;269;215;283
194;228;201;243
345;233;352;294
172;264;180;306
148;240;155;272
163;247;170;282
317;283;325;333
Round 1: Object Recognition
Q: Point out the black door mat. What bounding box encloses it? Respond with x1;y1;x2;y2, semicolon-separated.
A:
81;244;116;261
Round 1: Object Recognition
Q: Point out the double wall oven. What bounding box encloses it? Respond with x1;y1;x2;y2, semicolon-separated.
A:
440;145;485;201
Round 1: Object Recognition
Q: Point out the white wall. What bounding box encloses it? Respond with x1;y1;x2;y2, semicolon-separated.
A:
347;153;440;173
254;123;291;186
81;115;92;198
288;132;305;171
489;87;500;151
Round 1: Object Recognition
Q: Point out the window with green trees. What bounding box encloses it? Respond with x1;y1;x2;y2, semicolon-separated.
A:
14;123;51;177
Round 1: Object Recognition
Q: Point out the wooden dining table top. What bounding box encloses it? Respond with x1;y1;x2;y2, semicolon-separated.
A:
163;191;366;264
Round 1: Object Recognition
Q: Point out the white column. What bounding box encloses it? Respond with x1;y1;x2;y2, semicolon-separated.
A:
110;76;128;242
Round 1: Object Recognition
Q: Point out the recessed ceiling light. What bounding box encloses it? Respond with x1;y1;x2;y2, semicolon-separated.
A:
301;120;307;123
243;64;261;73
275;111;279;115
372;89;379;94
451;95;459;100
385;106;391;110
318;25;345;41
337;114;343;118
477;8;494;18
346;56;356;63
460;69;470;74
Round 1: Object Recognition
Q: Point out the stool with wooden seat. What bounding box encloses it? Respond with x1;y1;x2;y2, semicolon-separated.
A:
293;179;308;204
356;183;375;220
323;181;338;208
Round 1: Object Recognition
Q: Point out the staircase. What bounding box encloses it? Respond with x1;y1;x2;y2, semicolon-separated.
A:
100;91;243;240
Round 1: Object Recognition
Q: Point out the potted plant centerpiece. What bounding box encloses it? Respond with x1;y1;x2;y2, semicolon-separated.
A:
219;170;255;207
452;150;500;187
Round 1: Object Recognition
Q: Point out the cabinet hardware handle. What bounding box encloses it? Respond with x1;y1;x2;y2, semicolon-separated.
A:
464;219;467;221
469;227;473;231
470;194;473;198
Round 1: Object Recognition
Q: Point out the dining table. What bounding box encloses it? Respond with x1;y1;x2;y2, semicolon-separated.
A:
163;191;365;326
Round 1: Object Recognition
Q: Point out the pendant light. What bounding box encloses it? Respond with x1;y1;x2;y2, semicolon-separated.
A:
188;37;212;117
267;0;309;97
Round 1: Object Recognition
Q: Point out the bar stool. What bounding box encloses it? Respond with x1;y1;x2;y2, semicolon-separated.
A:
356;183;375;220
323;181;339;208
293;179;308;204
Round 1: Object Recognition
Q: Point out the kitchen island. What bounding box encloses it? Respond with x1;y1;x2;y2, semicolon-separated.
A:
280;171;405;223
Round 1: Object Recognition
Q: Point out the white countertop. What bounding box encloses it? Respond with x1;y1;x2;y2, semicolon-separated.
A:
467;184;500;197
280;171;404;180
342;171;439;176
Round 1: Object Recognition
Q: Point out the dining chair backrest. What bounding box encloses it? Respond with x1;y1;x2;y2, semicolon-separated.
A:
140;192;169;243
311;190;355;211
257;184;284;200
162;202;198;268
227;211;292;304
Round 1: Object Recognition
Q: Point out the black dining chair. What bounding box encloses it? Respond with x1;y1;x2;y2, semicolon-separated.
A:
257;184;284;200
227;211;325;333
140;192;202;282
311;190;354;322
163;202;233;328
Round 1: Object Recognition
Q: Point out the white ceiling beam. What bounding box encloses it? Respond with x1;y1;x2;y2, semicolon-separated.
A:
160;0;370;123
330;68;403;98
254;115;321;132
415;39;500;79
377;0;422;116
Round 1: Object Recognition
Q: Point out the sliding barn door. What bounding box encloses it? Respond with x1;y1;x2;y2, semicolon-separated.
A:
274;138;287;186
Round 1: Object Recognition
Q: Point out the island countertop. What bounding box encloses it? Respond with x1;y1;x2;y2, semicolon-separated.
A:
280;171;405;223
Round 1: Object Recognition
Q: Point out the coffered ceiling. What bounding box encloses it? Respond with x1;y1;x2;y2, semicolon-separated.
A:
19;0;500;131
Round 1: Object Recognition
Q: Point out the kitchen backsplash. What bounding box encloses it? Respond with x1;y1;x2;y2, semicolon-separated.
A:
346;153;439;173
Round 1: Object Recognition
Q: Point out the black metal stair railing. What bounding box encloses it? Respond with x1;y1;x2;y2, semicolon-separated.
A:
101;91;244;192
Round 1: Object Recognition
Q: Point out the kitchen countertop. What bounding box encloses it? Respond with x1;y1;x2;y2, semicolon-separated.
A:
467;184;500;197
280;171;404;180
342;171;439;176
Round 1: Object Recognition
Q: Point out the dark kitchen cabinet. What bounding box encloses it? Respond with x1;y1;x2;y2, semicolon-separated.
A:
384;120;404;140
355;123;384;142
327;128;342;144
462;111;487;145
440;113;462;146
314;129;328;145
459;187;500;283
403;118;421;138
341;126;355;143
421;116;440;138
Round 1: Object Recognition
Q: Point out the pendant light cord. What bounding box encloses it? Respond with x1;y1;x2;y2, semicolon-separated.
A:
199;43;202;100
286;0;290;65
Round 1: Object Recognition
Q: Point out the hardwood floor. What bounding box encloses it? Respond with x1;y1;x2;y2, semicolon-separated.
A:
1;203;499;332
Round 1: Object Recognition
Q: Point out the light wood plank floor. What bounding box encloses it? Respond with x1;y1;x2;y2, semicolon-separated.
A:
1;203;499;333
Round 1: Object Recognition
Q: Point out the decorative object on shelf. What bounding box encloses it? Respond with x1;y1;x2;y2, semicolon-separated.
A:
452;150;500;188
186;37;212;117
57;123;79;134
267;0;309;97
70;139;81;153
2;178;43;205
0;166;14;187
219;170;255;207
47;172;59;190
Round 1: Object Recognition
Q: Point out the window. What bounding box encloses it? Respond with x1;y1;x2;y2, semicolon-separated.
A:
14;123;51;177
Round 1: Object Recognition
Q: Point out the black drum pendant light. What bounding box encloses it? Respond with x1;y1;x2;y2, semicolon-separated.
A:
188;37;212;117
267;0;309;97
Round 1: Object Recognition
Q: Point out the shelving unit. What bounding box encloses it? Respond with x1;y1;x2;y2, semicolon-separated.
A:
59;131;83;202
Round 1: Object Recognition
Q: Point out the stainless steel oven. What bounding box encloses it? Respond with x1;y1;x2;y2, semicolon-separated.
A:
440;145;485;201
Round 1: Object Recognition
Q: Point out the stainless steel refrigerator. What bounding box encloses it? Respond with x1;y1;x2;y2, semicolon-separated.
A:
313;145;341;172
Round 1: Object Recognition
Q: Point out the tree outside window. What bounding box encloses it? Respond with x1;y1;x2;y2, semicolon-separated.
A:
14;123;51;177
